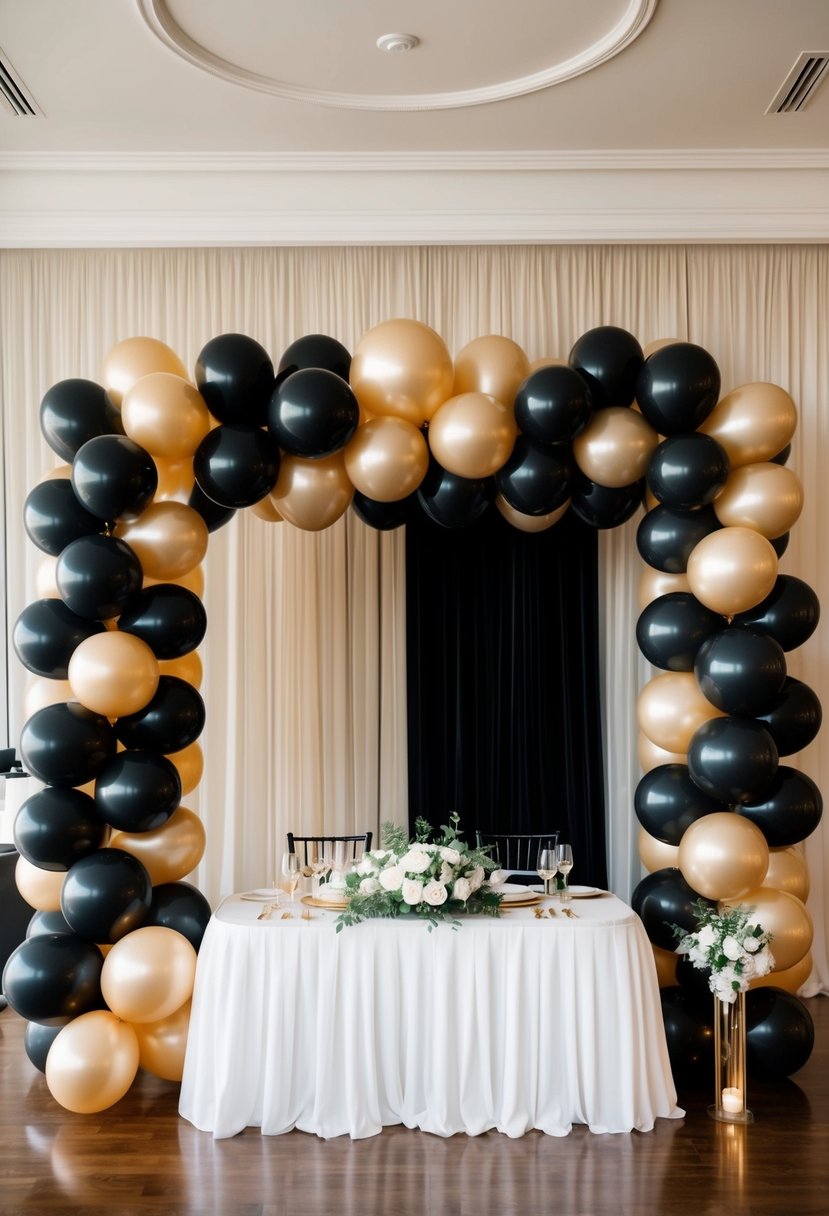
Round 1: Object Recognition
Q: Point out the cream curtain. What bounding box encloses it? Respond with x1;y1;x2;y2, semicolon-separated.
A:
1;246;826;994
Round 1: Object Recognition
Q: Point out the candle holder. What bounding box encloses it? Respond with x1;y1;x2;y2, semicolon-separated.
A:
709;991;753;1124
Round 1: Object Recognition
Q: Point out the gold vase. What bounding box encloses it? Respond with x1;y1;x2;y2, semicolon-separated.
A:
709;990;753;1124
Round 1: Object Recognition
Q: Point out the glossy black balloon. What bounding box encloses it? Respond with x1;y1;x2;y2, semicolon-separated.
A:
695;626;787;716
646;432;729;509
26;909;73;939
188;481;237;532
56;534;143;621
636;592;723;671
674;954;713;1001
146;881;212;952
117;584;206;659
115;676;205;754
195;332;274;426
275;333;351;387
569;477;644;529
71;435;157;521
568;326;643;411
770;531;790;559
636;343;721;434
754;677;822;757
352;490;417;531
268;367;360;458
20;703;116;788
738;766;823;846
631;867;714;950
2;933;105;1025
659;986;714;1081
732;575;820;652
60;849;152;944
513;365;592;445
770;443;791;466
23;478;102;557
634;764;726;845
636;504;720;574
14;786;106;871
495;435;573;516
40;378;123;462
94;751;181;833
24;1020;63;1072
687;717;778;806
416;459;494;529
194;424;280;509
12;598;105;678
746;988;814;1080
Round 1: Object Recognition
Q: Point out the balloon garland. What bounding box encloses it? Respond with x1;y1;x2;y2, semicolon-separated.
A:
3;321;822;1112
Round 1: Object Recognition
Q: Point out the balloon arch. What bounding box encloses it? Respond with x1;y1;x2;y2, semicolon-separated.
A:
4;321;821;1111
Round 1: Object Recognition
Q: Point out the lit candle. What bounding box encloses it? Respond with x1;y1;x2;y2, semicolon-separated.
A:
721;1087;743;1114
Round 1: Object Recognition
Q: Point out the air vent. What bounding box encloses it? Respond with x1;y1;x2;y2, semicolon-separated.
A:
767;52;829;113
0;47;42;117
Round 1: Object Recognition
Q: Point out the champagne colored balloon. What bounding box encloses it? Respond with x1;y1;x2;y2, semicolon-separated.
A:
25;676;74;717
643;338;682;358
101;925;197;1024
110;806;206;886
686;527;778;617
428;393;517;480
115;502;208;580
46;1010;140;1114
750;951;812;994
637;732;687;773
678;812;769;901
39;463;73;482
158;650;203;689
133;999;191;1081
723;887;813;971
103;337;188;407
122;373;211;461
763;846;810;902
344;416;429;501
144;563;205;599
68;631;159;718
637;568;691;612
152;458;195;503
166;741;203;795
271;452;353;531
250;494;283;522
529;356;567;372
644;485;660;511
350;319;454;426
573;406;659;489
637;671;725;754
15;855;64;911
652;943;678;987
700;383;797;468
496;493;570;533
35;556;59;599
638;825;680;872
712;463;804;539
453;335;530;407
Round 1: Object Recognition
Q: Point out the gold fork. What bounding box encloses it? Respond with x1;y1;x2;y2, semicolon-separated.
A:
281;910;293;920
547;907;557;918
257;904;275;920
562;906;578;918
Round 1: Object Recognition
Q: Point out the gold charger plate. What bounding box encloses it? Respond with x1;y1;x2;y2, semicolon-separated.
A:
499;895;542;909
301;893;348;910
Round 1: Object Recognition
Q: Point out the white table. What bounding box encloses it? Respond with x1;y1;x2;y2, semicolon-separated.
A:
179;892;683;1140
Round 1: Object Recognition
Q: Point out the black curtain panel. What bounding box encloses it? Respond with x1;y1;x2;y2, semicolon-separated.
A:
406;505;607;889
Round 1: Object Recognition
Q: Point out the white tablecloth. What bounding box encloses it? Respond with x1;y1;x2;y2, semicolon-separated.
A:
179;893;683;1140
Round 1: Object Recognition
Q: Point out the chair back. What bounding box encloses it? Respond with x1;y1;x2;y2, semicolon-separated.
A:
286;831;373;866
0;847;32;987
475;831;560;875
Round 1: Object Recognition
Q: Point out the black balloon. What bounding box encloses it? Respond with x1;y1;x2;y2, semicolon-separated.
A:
117;584;206;659
24;1020;63;1072
2;933;105;1025
746;988;815;1080
276;333;351;387
60;849;152;944
194;424;280;509
188;481;237;532
569;477;644;529
71;435;157;521
770;531;790;559
94;751;181;833
636;343;721;434
738;766;823;846
636;504;720;574
23;478;101;557
195;333;275;426
12;598;105;678
636;592;723;671
631;867;714;950
770;443;791;466
695;626;787;716
732;575;820;652
146;881;212;952
20;703;116;788
674;954;714;1001
495;435;573;516
513;366;592;445
115;676;205;754
659;986;714;1082
56;534;143;621
634;764;726;845
268;367;360;458
40;378;123;462
687;717;778;806
416;459;494;529
568;326;643;411
27;909;74;939
754;677;822;757
646;432;729;509
352;491;417;531
14;786;106;871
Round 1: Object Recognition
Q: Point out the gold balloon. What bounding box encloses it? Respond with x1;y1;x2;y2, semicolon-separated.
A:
122;373;211;460
344;416;429;501
644;485;661;511
686;526;778;617
713;463;804;539
643;338;682;358
158;650;203;688
166;741;204;795
763;846;810;902
250;494;283;522
453;335;529;407
35;557;59;599
572;407;659;488
25;677;74;717
529;356;567;372
700;383;797;468
68;632;159;719
110;807;206;885
15;855;64;912
639;826;680;872
637;671;725;754
350;319;454;426
39;463;73;482
750;951;812;994
678;812;769;901
496;494;570;533
103;337;188;407
133;999;191;1082
144;563;205;598
153;458;196;503
428;393;517;480
637;568;691;612
637;732;686;773
271;452;353;531
724;888;813;972
46;1010;140;1114
116;502;208;580
101;926;197;1024
652;944;678;987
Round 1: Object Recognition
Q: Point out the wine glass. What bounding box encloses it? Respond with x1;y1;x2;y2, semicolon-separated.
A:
281;851;301;904
537;845;558;898
556;844;574;903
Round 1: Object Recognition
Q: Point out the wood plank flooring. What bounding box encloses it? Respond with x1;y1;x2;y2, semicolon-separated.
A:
1;998;827;1216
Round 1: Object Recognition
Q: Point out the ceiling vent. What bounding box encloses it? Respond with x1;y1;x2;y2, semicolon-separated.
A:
766;52;829;113
0;47;42;116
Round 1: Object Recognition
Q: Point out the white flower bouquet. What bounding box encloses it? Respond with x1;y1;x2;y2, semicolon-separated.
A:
336;814;503;931
673;900;775;1004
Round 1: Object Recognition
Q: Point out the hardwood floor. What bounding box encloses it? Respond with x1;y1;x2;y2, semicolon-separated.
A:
1;999;827;1216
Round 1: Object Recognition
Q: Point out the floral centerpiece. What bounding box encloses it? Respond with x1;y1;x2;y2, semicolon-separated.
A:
335;814;504;931
673;900;774;1004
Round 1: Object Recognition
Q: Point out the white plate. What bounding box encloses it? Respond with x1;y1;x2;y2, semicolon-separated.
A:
567;885;603;898
498;883;532;903
241;889;282;902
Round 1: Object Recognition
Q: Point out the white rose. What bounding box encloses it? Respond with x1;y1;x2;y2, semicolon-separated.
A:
722;935;742;962
752;946;774;977
439;846;461;865
370;850;389;862
468;865;484;892
488;869;508;888
423;880;448;907
379;866;403;892
452;876;471;902
697;924;717;949
359;877;380;896
356;856;377;876
743;935;760;953
402;878;424;905
439;861;454;884
401;850;431;875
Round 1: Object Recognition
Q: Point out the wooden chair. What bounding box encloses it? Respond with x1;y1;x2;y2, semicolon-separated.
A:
0;846;33;1012
475;831;560;885
286;831;373;866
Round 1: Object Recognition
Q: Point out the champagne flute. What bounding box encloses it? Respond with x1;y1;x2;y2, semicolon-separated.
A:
537;845;558;898
556;844;573;903
281;851;301;904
